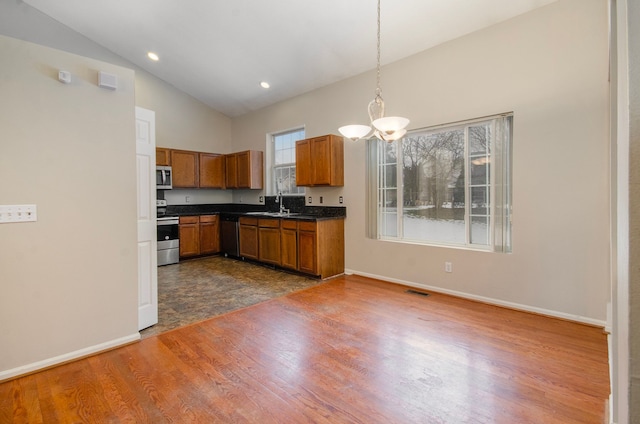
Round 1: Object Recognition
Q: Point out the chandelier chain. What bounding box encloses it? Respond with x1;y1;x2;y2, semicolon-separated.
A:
375;0;381;97
337;0;409;142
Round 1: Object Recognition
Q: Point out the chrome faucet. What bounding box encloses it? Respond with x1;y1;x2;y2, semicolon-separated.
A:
277;192;289;215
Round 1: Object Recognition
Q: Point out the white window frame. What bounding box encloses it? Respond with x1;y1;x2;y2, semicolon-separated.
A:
369;114;512;252
268;127;305;196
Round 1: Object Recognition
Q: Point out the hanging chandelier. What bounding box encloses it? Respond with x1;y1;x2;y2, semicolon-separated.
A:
338;0;409;142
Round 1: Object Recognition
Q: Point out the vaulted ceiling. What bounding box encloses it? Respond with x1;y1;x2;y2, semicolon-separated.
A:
24;0;558;117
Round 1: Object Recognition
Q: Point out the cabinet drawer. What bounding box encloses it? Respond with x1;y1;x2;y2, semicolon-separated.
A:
298;221;317;232
179;216;199;224
258;218;280;228
199;215;218;223
239;216;258;226
281;220;298;230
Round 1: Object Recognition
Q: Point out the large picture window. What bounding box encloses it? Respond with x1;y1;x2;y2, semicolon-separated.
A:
271;128;305;195
371;114;512;252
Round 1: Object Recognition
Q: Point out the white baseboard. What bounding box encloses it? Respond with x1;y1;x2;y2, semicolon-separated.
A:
0;332;141;382
344;268;607;328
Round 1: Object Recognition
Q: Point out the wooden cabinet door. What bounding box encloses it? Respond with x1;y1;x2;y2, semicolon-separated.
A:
179;216;200;257
281;222;298;270
258;219;281;265
171;150;199;188
239;218;258;259
236;151;250;188
296;135;343;187
310;136;331;185
225;153;238;189
199;153;225;189
237;150;264;189
199;215;220;254
156;147;171;166
258;227;281;265
298;226;317;275
295;139;312;186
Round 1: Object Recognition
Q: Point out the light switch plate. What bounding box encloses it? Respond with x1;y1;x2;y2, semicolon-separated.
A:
0;205;37;223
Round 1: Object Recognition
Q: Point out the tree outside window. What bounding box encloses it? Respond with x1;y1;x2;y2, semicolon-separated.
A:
374;114;512;251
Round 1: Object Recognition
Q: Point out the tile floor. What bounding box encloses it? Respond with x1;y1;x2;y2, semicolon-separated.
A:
140;255;322;338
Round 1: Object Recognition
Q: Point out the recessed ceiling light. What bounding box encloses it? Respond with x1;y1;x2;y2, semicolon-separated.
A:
147;52;159;61
260;81;270;89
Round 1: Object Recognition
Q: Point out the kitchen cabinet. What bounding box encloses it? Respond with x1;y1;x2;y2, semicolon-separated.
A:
239;214;344;279
280;220;298;270
224;154;238;188
298;219;344;278
199;153;225;189
199;215;220;254
179;216;200;257
258;218;281;266
239;216;259;260
225;150;264;189
180;215;220;258
156;147;171;166
171;150;199;188
296;135;344;186
297;222;317;275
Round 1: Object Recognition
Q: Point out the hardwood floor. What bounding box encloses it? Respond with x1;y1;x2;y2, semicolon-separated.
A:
0;275;610;423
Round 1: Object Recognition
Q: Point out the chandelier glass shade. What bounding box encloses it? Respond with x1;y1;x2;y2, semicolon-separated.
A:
338;0;409;142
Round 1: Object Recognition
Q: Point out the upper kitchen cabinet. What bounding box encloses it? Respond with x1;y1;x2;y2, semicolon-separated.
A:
199;153;225;189
170;149;199;188
225;150;263;189
156;147;171;166
296;134;344;186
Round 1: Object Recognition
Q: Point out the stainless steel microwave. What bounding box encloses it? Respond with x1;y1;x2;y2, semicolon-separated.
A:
156;166;173;189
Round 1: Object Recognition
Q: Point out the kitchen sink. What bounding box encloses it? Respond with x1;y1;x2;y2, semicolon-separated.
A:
244;211;299;217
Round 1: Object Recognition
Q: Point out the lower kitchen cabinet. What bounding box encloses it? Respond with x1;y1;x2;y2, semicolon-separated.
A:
298;223;317;275
298;219;344;279
238;216;344;279
179;215;220;258
239;217;258;260
280;220;298;270
199;215;220;255
258;219;281;266
179;216;200;257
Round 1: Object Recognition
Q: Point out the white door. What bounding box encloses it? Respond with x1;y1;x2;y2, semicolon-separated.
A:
136;107;158;330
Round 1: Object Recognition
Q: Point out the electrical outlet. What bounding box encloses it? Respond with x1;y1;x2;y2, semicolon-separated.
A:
259;196;264;203
308;196;312;204
185;196;190;203
0;204;37;223
339;196;344;204
319;196;323;204
445;262;452;273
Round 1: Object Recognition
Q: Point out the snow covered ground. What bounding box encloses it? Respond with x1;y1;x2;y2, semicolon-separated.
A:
380;213;488;245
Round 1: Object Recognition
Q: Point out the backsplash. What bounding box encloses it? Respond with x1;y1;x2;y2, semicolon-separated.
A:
164;197;346;218
265;195;305;213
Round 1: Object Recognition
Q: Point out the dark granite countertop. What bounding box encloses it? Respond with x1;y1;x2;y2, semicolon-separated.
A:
164;203;346;222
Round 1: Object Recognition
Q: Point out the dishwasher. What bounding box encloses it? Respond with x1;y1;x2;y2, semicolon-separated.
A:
220;214;240;257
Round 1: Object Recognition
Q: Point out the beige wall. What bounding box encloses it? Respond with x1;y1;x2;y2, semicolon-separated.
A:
0;0;236;376
0;0;233;153
0;0;234;208
626;0;640;420
232;0;611;323
0;35;138;376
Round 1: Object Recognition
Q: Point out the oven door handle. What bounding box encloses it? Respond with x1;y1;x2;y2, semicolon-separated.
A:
157;219;179;226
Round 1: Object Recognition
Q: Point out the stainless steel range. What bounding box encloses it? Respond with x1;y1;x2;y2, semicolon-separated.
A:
157;200;179;266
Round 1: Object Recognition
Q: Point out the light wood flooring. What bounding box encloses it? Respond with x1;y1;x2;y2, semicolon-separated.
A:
0;275;610;423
